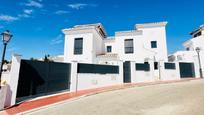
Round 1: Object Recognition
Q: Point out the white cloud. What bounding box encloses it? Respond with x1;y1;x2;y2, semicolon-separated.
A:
0;15;18;22
25;0;43;8
55;10;70;15
18;14;30;18
50;34;64;45
68;3;88;10
24;9;33;14
18;9;34;18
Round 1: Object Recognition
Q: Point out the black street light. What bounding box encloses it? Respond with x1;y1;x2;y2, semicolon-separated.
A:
195;47;203;78
0;30;13;87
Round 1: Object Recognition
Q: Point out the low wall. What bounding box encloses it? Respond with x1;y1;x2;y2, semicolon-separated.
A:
129;61;181;83
1;72;10;84
131;61;155;83
77;73;121;90
70;61;123;92
0;85;7;110
160;62;180;80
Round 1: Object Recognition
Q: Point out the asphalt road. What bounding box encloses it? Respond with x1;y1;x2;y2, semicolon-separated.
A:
23;79;204;115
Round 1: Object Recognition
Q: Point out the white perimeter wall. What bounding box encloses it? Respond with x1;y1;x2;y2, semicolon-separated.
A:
70;61;123;91
172;51;203;78
130;61;180;83
130;61;155;83
160;61;180;80
77;73;120;90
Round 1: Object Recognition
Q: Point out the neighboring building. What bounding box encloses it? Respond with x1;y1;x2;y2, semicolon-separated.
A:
38;55;64;62
169;24;204;76
62;22;168;64
48;55;64;62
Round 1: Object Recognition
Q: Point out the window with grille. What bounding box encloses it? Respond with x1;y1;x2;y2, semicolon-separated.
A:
74;38;83;55
125;39;134;54
107;46;112;53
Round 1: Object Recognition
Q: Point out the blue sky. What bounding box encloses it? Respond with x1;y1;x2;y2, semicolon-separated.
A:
0;0;204;60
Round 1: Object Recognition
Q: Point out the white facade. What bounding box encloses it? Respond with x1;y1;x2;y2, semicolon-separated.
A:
70;61;123;91
169;25;204;77
63;22;168;64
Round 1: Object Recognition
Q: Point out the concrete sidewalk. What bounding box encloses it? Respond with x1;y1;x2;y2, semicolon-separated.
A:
0;78;201;115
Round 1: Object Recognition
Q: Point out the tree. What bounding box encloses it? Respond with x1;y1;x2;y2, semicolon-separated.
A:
43;54;53;62
3;60;9;64
30;57;38;61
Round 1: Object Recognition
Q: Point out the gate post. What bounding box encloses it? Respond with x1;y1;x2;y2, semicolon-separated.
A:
175;62;181;80
159;61;165;80
118;60;124;84
70;61;78;92
5;54;21;106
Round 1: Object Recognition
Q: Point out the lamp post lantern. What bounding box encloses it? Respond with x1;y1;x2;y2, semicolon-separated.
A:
0;30;13;87
195;47;203;78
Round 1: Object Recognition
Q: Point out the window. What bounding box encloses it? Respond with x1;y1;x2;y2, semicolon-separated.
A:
193;31;201;38
107;46;112;53
135;63;150;71
154;62;158;70
74;38;83;55
151;41;157;48
186;47;190;51
164;63;176;69
125;39;134;54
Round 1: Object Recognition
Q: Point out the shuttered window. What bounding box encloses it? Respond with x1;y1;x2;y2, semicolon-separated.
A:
74;38;83;54
125;39;134;53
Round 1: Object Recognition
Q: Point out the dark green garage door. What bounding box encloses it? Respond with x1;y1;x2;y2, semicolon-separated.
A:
16;60;71;103
179;62;195;78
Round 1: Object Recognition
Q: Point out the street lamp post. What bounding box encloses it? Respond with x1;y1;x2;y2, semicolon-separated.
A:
0;30;13;87
196;47;203;78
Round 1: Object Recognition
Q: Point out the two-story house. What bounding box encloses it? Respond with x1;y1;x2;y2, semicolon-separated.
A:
62;22;168;64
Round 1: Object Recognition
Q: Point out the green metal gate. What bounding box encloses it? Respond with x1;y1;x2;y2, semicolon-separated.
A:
16;60;71;103
123;61;131;83
179;62;195;78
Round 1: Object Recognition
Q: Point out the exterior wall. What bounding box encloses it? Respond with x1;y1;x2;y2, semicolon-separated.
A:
116;34;153;62
171;51;203;78
63;22;168;64
190;35;204;50
137;26;168;61
76;73;120;90
183;35;204;50
92;31;105;63
130;61;180;83
114;26;167;62
202;30;204;35
160;61;180;80
64;33;94;63
0;85;7;110
3;54;21;107
1;72;10;83
130;61;155;83
70;61;123;92
104;39;117;53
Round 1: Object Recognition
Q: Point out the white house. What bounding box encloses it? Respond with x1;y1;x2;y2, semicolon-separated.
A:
62;22;168;64
169;24;204;77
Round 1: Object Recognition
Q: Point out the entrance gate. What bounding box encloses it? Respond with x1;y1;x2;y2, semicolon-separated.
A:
123;61;131;83
179;62;195;78
16;60;71;102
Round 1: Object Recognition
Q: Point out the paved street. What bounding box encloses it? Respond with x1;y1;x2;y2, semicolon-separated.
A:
23;79;204;115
